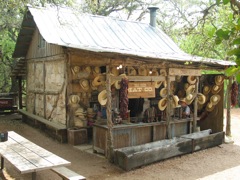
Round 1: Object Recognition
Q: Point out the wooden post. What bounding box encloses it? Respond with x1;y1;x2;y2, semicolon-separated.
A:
106;66;114;162
166;69;171;139
193;77;199;132
18;76;23;109
226;76;232;136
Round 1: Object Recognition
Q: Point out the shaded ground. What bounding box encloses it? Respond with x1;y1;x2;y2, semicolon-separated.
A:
0;109;240;180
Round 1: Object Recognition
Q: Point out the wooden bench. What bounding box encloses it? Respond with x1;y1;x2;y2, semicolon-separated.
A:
18;109;67;143
52;167;86;180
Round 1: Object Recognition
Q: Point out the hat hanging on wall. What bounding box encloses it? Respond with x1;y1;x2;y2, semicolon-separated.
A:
215;75;224;85
111;67;119;76
186;85;195;95
98;90;107;106
172;95;180;108
154;81;163;89
83;66;92;74
160;69;167;76
150;68;159;76
68;95;80;105
187;76;197;84
158;98;167;111
92;75;105;87
211;85;222;94
114;80;121;90
79;79;90;91
185;93;194;105
160;87;167;98
93;66;101;76
138;66;148;76
210;94;221;105
128;66;137;76
197;93;206;105
203;85;211;95
206;102;214;112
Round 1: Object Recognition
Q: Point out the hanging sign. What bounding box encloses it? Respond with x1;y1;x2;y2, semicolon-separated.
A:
128;82;155;98
169;68;201;76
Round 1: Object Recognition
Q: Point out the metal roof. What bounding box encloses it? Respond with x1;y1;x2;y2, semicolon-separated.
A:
13;6;235;69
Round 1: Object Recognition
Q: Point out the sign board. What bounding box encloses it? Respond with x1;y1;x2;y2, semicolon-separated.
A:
128;82;155;99
169;68;201;76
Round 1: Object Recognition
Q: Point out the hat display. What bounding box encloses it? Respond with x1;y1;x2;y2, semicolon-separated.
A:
138;66;148;76
197;93;206;105
128;66;137;76
160;88;167;98
160;69;167;76
186;93;194;105
187;76;197;84
111;67;119;76
210;94;221;105
154;81;163;89
215;75;224;85
158;98;167;111
172;95;180;108
98;90;107;106
211;85;222;94
203;85;211;95
186;85;195;95
114;80;121;90
75;108;87;119
206;102;214;112
79;79;90;91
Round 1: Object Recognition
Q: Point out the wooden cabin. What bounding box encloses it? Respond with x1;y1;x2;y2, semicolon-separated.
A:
12;5;235;170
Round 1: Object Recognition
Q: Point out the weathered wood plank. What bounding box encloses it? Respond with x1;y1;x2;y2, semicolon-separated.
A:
52;167;86;180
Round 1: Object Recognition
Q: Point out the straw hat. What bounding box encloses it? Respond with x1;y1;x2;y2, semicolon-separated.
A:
111;67;119;76
72;66;80;74
138;66;148;76
90;80;98;90
172;95;180;108
197;93;206;105
114;80;121;90
186;93;194;105
186;85;195;95
206;102;214;112
210;94;221;105
160;88;167;98
93;75;105;87
79;79;90;91
155;81;163;89
93;66;101;76
203;85;211;95
179;98;187;105
187;76;197;84
128;66;137;76
160;69;167;76
98;90;107;106
176;75;182;82
215;75;224;85
211;85;222;94
83;66;91;74
150;68;159;76
69;95;80;105
158;98;167;111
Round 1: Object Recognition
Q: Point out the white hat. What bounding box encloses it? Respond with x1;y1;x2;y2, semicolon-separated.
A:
172;95;180;108
98;90;107;106
197;93;206;105
154;81;163;89
158;98;167;111
114;80;121;90
186;93;194;105
160;88;167;98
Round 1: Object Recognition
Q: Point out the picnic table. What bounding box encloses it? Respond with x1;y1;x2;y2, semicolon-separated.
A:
0;131;71;180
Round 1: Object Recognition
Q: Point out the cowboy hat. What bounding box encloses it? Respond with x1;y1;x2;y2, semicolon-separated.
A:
160;88;167;98
155;81;163;89
110;67;119;76
158;98;167;111
186;93;194;105
176;75;182;82
172;95;180;108
83;66;91;74
114;80;121;90
93;66;101;76
128;66;137;76
206;102;214;112
179;98;187;104
90;80;98;90
203;85;211;95
186;85;195;95
197;93;206;105
215;75;224;85
93;75;105;87
150;68;159;76
138;66;148;76
211;85;222;94
69;95;80;105
79;79;90;91
210;94;221;105
187;76;197;84
98;90;107;106
160;69;167;76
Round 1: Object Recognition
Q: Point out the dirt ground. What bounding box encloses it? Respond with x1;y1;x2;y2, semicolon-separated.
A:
0;109;240;180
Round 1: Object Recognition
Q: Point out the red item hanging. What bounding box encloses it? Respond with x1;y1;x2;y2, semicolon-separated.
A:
120;77;129;119
231;81;238;107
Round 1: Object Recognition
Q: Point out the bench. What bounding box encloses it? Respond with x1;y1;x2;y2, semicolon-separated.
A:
18;109;67;143
52;167;86;180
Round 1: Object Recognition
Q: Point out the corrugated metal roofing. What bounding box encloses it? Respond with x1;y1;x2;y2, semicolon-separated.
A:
13;6;235;68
